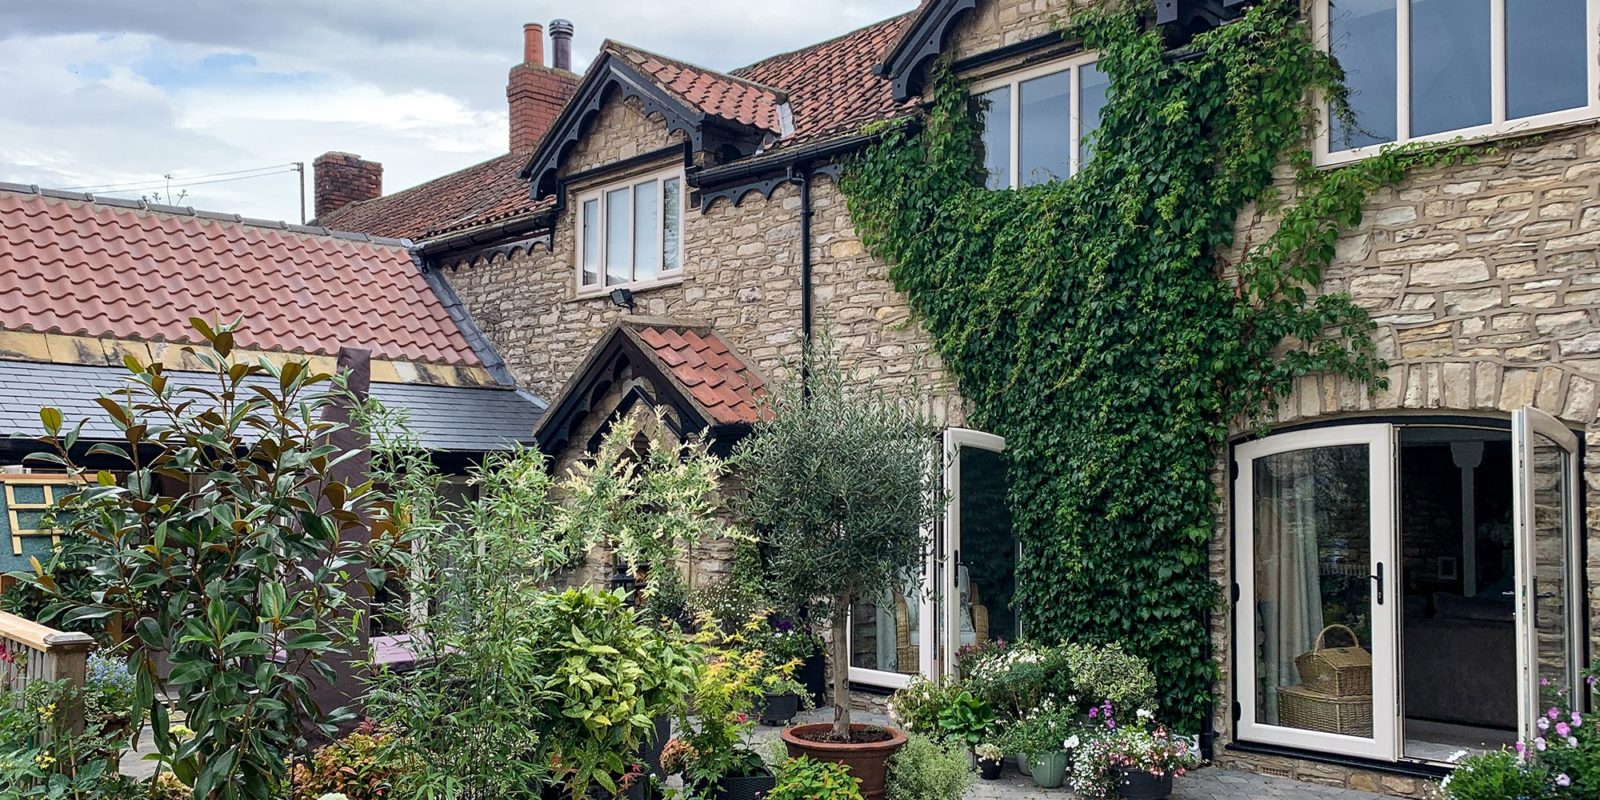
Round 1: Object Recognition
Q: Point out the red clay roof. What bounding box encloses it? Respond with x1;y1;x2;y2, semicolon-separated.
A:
328;12;920;243
605;41;787;134
0;185;481;366
735;12;918;145
315;151;552;241
631;323;766;425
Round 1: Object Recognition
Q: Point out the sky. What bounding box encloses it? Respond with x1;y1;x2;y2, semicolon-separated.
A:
0;1;911;223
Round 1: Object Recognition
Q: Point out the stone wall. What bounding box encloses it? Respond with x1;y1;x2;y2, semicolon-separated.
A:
443;94;961;423
1208;124;1600;796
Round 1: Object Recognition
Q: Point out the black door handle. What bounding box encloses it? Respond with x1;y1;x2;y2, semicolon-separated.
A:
1371;562;1384;605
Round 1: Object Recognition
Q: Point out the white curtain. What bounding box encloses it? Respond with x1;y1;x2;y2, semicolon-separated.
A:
1256;456;1324;726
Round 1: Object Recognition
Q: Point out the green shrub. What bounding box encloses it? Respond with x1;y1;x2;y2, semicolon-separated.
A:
1061;642;1156;715
767;756;865;800
1439;750;1549;800
886;735;974;800
285;724;411;800
887;677;967;738
0;679;140;799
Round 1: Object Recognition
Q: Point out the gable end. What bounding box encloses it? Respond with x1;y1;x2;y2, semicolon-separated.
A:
875;0;979;102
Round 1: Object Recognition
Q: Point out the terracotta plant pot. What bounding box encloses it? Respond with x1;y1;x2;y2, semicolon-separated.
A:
1113;768;1175;800
780;723;907;800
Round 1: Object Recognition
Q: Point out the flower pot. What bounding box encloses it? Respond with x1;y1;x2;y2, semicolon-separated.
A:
1113;768;1175;800
780;723;907;800
797;653;827;704
639;714;672;779
1015;753;1032;776
1028;751;1069;789
711;771;777;800
759;692;801;726
978;759;1003;780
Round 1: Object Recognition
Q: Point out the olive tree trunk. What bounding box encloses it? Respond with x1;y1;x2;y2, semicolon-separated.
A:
831;591;852;739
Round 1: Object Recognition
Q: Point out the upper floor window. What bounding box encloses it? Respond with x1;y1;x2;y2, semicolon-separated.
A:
973;53;1108;189
1318;0;1599;165
576;167;684;293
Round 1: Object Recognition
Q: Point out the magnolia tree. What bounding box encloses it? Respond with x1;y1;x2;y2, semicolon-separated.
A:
18;321;379;800
733;346;940;739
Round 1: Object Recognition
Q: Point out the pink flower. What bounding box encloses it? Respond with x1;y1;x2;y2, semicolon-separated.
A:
1572;712;1583;726
1515;741;1527;760
1535;737;1547;751
1541;677;1550;687
1556;722;1571;737
1548;707;1560;720
1538;717;1551;731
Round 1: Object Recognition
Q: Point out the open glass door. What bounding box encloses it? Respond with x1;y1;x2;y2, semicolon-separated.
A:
1235;424;1399;760
941;429;1018;679
1511;406;1584;738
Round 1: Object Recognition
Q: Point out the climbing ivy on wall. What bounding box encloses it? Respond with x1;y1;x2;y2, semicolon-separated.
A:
841;0;1476;728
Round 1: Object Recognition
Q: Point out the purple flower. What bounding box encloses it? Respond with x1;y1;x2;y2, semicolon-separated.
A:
1538;717;1551;732
1587;675;1597;687
1541;677;1550;687
1089;708;1098;718
1549;707;1561;720
1535;737;1547;751
1515;741;1528;760
1556;774;1572;787
1556;722;1571;737
1573;712;1583;726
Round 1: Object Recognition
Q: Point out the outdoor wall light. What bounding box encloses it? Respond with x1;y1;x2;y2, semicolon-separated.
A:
608;287;636;311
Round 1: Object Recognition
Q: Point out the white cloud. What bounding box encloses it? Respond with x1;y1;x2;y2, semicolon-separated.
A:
0;1;913;222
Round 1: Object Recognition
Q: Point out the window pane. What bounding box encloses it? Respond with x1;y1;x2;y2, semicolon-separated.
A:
1252;445;1374;736
850;580;923;677
1019;70;1072;186
581;198;600;286
662;177;682;271
977;86;1012;189
604;188;631;285
633;180;660;282
1328;0;1397;149
1078;62;1109;168
1410;0;1490;137
1507;0;1589;120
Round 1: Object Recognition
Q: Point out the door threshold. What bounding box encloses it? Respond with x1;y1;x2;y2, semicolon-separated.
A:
1224;740;1452;779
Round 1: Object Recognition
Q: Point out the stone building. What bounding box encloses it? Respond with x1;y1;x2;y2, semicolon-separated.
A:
320;0;1600;794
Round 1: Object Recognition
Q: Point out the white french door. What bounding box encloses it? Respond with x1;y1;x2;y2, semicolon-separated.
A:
939;428;1017;678
1511;406;1585;739
1234;424;1400;760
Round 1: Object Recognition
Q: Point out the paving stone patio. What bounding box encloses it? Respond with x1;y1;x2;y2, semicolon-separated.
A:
118;709;1405;799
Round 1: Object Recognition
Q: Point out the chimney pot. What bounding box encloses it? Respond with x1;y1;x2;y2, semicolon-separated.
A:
523;23;544;66
312;152;383;220
550;18;574;71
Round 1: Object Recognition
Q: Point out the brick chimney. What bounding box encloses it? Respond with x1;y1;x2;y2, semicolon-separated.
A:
313;152;382;218
507;18;580;152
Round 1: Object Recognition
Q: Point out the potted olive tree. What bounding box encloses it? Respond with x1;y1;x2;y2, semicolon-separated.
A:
733;344;940;800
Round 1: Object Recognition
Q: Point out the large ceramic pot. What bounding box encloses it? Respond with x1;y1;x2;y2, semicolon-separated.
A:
1113;768;1175;800
1027;751;1069;789
780;723;907;800
1014;753;1032;776
758;692;801;726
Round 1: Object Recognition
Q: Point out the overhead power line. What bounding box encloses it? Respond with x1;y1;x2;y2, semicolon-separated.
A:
61;163;299;193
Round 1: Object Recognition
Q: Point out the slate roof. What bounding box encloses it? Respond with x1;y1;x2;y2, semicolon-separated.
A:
0;360;542;451
605;41;787;134
0;184;482;366
630;322;767;425
313;151;554;242
327;11;920;243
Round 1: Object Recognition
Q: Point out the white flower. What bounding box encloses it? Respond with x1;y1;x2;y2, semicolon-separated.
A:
1064;735;1081;750
1136;709;1153;721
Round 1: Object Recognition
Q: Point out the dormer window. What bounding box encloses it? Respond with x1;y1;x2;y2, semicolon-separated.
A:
576;166;685;294
972;53;1108;189
1317;0;1599;165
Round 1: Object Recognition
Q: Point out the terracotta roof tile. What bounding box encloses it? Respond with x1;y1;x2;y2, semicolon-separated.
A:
735;13;919;145
315;151;552;241
606;42;787;134
630;322;767;425
0;186;481;366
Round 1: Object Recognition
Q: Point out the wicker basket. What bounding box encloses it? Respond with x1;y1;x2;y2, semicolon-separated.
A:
1295;624;1372;697
1277;685;1373;737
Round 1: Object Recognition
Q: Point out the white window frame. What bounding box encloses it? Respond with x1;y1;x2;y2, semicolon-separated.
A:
572;165;685;296
971;52;1102;188
1314;0;1600;166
